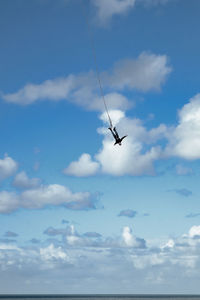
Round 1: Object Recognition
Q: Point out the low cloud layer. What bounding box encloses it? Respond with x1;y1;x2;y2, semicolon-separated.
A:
1;224;200;293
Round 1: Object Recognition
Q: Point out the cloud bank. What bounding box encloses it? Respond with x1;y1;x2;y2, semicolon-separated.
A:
1;225;200;293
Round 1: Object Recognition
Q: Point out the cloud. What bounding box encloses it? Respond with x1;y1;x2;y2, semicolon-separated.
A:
64;109;169;176
92;0;136;26
83;232;102;238
122;226;146;248
0;184;99;214
4;231;18;238
13;171;41;189
63;153;100;177
1;225;200;293
40;244;69;262
166;94;200;160
188;226;200;239
63;92;200;177
96;110;166;176
169;188;192;197
43;226;71;236
107;52;172;92
91;0;171;26
186;213;200;218
0;154;18;181
2;53;172;111
118;209;137;218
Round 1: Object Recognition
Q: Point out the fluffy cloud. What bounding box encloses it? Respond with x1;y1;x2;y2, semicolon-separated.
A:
107;52;172;92
63;153;99;177
166;94;200;159
2;53;171;111
118;209;137;218
40;244;68;262
63;92;200;177
64;109;167;176
188;226;200;239
13;171;41;189
122;226;146;248
0;155;18;181
0;184;99;214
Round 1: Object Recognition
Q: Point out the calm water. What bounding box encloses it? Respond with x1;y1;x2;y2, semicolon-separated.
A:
0;296;200;300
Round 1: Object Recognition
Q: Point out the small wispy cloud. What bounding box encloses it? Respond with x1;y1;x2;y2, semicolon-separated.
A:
168;188;192;197
4;231;18;238
118;209;138;218
185;213;200;218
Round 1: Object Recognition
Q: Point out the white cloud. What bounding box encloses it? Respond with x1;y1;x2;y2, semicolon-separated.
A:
13;171;41;189
122;226;135;246
64;109;168;177
63;153;99;177
40;244;68;262
92;0;136;25
0;184;98;214
188;226;200;238
0;154;18;181
166;94;200;160
108;52;172;92
2;53;172;111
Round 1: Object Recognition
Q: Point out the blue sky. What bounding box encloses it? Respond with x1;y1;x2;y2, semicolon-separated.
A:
1;0;200;294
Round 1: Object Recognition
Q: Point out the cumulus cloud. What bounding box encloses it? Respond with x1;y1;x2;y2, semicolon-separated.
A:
13;171;41;189
40;244;69;262
0;154;18;181
118;209;137;218
122;226;146;248
107;52;172;92
166;94;200;160
188;226;200;239
63;153;99;177
63;91;200;177
2;53;171;111
64;109;169;176
0;184;99;214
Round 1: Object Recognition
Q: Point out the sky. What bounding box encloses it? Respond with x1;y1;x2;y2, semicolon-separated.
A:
1;0;200;294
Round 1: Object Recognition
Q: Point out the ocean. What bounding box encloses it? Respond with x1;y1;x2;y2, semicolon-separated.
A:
0;295;200;300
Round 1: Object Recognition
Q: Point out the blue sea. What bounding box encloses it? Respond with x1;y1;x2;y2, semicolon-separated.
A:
0;296;200;300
